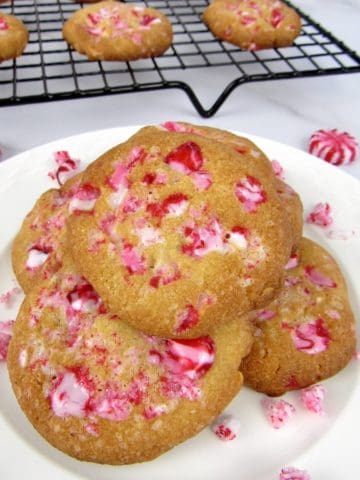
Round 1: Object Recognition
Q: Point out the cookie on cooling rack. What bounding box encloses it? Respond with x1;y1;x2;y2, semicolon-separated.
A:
203;0;301;51
8;258;253;464
11;173;84;293
63;1;173;61
241;237;356;396
67;126;290;338
159;121;303;251
0;12;28;62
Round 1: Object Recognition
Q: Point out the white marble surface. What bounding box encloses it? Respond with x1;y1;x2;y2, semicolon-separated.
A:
0;0;359;179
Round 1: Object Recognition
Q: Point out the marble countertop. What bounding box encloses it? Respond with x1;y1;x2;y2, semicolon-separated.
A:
0;0;359;179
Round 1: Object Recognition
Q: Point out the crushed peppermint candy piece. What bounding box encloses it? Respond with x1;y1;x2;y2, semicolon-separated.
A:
48;151;80;186
309;129;358;165
271;159;285;179
261;398;296;429
306;202;333;227
279;466;311;480
300;385;326;414
212;414;241;441
0;287;21;306
284;318;331;354
0;320;15;361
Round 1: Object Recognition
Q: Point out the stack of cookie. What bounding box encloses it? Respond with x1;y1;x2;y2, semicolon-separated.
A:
8;123;356;465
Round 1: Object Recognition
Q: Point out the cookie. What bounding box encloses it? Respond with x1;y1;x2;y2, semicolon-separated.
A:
12;173;83;293
8;258;253;464
160;121;303;250
63;1;173;61
68;126;290;338
203;0;301;51
275;178;303;250
241;237;356;396
0;12;28;62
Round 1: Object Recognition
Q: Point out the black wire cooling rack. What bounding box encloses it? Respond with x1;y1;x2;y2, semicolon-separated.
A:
1;0;360;117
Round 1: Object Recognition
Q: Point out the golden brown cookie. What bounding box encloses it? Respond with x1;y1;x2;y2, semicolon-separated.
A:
0;12;28;62
203;0;301;51
8;258;253;464
275;178;303;250
11;173;83;293
159;121;303;251
242;237;356;396
63;1;173;61
68;126;290;338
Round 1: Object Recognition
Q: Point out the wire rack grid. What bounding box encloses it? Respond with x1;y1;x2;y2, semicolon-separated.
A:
1;0;360;117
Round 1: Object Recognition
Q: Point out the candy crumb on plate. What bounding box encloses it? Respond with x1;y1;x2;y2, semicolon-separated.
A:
279;466;311;480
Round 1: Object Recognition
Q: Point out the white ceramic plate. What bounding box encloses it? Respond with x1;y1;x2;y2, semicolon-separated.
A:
0;127;359;480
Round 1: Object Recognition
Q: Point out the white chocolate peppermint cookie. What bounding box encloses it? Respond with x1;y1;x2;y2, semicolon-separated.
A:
68;126;290;338
63;1;173;61
308;129;358;165
7;259;253;464
242;237;356;396
12;173;83;293
0;12;28;62
203;0;301;51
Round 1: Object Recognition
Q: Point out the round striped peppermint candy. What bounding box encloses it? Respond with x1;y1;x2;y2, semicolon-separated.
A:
308;129;358;165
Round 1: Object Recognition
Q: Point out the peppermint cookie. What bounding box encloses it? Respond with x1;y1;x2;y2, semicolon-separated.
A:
160;121;303;250
12;173;83;293
8;260;253;464
0;12;28;62
203;0;301;51
242;237;356;396
63;1;173;61
68;127;290;338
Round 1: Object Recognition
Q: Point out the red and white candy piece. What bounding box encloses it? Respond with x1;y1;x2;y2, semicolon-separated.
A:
0;320;14;361
261;398;296;429
212;414;241;441
306;202;333;228
300;384;325;415
48;151;80;186
279;466;311;480
309;129;358;165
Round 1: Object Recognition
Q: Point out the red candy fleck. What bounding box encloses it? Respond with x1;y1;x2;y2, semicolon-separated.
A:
146;193;189;219
271;7;284;28
271;159;285;179
165;142;203;173
149;264;181;288
48;151;80;186
68;183;101;213
121;240;146;275
234;176;267;213
212;415;241;441
162;336;215;379
0;320;14;361
309;129;358;165
26;245;52;271
279;467;311;480
181;218;227;258
0;287;21;306
284;318;331;354
306;202;333;227
66;280;104;315
262;398;296;429
142;172;167;186
0;18;9;30
257;309;276;321
285;253;299;270
161;121;192;133
175;305;199;333
304;266;337;288
300;385;326;415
